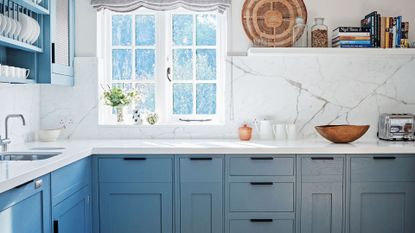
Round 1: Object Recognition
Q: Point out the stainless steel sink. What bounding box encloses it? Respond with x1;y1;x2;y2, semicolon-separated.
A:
0;152;61;161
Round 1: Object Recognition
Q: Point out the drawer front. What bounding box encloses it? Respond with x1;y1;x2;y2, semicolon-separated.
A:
229;182;294;212
229;157;294;176
351;156;415;182
51;157;91;204
301;156;343;182
99;157;173;183
180;157;223;182
230;219;294;233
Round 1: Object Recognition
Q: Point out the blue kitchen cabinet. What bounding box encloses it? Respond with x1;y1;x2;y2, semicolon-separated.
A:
51;157;92;233
38;0;75;85
299;156;344;233
348;156;415;233
97;156;173;233
179;157;223;233
0;175;51;233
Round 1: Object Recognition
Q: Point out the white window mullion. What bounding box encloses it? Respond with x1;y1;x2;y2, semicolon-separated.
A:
192;14;197;115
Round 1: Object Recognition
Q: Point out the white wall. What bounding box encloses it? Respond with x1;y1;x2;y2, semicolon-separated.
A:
75;0;415;56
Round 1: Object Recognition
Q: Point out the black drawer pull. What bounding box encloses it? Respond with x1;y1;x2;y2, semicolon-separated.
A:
250;182;274;186
250;157;274;160
311;157;334;160
190;158;213;161
14;180;32;189
373;156;396;160
124;158;147;161
54;220;59;233
250;219;273;223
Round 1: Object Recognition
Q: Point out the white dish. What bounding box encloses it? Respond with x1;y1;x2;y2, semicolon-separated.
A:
3;15;12;38
38;128;63;142
0;14;4;35
20;14;33;43
29;16;40;44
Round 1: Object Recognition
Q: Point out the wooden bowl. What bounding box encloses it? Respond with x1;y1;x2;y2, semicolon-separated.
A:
315;125;370;143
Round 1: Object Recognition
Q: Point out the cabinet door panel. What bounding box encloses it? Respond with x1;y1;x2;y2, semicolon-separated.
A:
53;186;91;233
350;182;415;233
0;175;51;233
301;182;343;233
100;182;173;233
181;183;223;233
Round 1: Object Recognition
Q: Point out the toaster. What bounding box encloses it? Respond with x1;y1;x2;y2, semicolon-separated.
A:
378;113;415;141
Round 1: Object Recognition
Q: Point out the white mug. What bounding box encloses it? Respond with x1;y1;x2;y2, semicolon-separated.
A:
273;124;287;140
1;65;10;77
17;68;30;79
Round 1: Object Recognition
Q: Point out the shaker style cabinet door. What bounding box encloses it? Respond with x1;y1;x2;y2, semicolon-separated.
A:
300;182;343;233
50;0;75;85
99;182;173;233
52;186;91;233
0;175;51;233
179;157;224;233
349;182;415;233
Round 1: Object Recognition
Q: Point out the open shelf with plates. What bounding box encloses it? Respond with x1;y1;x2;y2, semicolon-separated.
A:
0;35;42;52
14;0;49;15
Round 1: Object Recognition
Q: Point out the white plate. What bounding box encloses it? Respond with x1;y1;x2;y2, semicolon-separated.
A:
27;15;38;44
21;14;33;43
29;16;40;44
0;14;4;35
3;15;12;38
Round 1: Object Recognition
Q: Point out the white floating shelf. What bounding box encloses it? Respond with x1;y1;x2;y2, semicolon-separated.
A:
247;47;415;56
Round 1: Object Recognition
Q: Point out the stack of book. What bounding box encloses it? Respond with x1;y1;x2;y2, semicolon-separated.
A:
361;11;410;48
332;27;371;48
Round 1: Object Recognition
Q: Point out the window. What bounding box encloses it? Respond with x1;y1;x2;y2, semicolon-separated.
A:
99;8;226;125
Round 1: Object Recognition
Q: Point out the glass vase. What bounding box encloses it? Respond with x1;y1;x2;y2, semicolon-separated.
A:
115;106;125;123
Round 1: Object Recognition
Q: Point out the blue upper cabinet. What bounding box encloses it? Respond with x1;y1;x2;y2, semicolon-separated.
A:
0;175;51;233
38;0;75;85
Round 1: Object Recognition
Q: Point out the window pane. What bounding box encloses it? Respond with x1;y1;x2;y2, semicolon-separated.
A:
173;83;193;115
173;49;193;80
112;15;132;46
136;84;155;113
136;49;155;80
196;83;216;114
112;49;132;80
173;15;193;46
196;14;217;46
196;49;216;80
136;15;155;46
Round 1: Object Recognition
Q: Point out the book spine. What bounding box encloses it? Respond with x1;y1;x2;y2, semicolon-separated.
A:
332;36;371;41
333;40;371;45
333;44;372;48
364;11;377;47
376;14;381;47
396;16;402;48
333;32;371;37
333;27;370;33
380;17;386;48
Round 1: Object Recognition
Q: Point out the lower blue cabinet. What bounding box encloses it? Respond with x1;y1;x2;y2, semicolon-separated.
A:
349;182;415;233
52;186;91;233
0;175;51;233
99;182;173;233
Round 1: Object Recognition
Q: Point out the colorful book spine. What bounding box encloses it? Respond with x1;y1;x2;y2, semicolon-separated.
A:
333;27;370;33
333;44;372;48
362;11;378;47
332;36;371;41
333;40;371;45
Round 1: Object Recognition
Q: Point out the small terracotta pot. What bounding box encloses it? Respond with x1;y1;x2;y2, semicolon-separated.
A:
239;124;253;141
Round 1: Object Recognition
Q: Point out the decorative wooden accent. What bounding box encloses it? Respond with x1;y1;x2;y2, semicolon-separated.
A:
242;0;307;47
315;125;370;143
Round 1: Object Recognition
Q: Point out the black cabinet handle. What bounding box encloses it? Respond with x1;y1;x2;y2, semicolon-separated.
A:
14;180;32;189
51;43;56;64
190;158;213;161
53;220;59;233
124;158;146;161
250;182;273;186
373;156;396;160
311;157;334;160
250;157;274;160
250;219;273;223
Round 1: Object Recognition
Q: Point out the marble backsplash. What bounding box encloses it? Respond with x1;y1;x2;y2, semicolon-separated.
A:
40;55;415;140
0;84;40;144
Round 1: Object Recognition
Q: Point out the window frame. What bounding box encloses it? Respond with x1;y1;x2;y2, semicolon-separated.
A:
98;8;226;125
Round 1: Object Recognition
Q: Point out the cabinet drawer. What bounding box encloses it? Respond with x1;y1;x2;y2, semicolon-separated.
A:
230;218;294;233
180;157;223;182
351;156;415;182
99;157;173;182
51;157;91;204
301;156;343;182
229;157;294;176
229;182;294;212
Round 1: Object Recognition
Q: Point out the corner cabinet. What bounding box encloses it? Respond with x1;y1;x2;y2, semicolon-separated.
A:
0;175;51;233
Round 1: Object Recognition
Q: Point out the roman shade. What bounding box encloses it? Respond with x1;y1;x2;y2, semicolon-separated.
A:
91;0;231;13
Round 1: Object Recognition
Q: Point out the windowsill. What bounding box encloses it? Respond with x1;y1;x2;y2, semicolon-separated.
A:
98;121;226;128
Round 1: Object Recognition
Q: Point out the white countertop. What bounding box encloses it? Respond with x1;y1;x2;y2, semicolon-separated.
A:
1;139;415;194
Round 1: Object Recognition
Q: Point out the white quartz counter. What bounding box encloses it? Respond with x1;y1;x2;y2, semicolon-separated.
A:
1;139;415;194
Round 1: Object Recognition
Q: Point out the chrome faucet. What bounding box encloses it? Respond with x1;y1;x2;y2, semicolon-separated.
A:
0;114;26;152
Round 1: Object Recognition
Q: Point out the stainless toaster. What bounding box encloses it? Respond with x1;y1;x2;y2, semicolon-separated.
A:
378;113;415;141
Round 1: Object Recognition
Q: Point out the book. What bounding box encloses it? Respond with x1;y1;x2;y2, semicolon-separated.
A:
401;22;409;48
380;17;386;48
376;13;381;47
332;36;371;42
332;32;371;37
333;44;372;48
362;11;378;47
395;16;402;48
332;40;371;46
333;27;370;33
